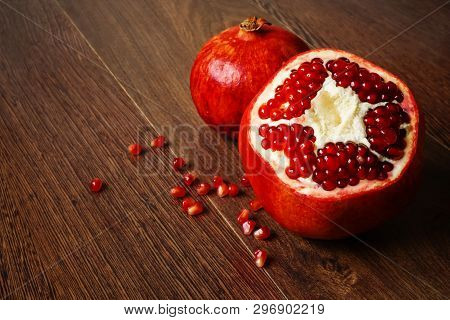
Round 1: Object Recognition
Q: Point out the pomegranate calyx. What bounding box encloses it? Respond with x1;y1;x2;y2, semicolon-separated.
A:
239;16;271;32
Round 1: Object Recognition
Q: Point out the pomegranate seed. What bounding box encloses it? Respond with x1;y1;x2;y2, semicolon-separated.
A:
242;220;256;235
212;175;223;188
249;199;263;211
254;249;267;268
173;157;186;171
217;182;229;197
228;183;239;197
187;201;204;216
285;166;300;179
196;182;211;196
240;175;251;187
170;186;186;198
254;226;271;240
150;135;165;148
128;143;143;155
322;180;336;191
237;209;251;224
182;173;196;186
348;177;359;186
181;197;196;212
90;178;103;192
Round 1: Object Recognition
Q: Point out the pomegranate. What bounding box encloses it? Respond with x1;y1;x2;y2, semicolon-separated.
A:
190;17;309;137
239;49;423;239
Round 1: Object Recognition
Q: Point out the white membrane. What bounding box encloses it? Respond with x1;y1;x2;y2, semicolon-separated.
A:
249;50;415;197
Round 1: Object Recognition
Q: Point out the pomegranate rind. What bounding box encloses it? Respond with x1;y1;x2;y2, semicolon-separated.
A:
239;48;423;239
190;23;309;137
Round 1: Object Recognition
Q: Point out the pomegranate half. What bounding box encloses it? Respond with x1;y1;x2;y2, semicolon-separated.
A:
190;17;309;138
239;49;423;239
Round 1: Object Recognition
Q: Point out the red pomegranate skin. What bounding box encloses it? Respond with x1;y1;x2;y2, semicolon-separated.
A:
190;20;309;137
239;50;424;239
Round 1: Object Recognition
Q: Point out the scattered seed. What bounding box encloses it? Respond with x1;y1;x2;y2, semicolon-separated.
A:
196;182;211;196
90;178;103;193
242;220;256;235
128;143;143;155
254;226;271;240
170;186;186;198
254;249;268;268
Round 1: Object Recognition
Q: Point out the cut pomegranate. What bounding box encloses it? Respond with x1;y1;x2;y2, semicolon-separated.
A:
181;197;196;212
170;186;186;198
249;199;263;212
253;249;268;268
173;157;186;171
150;135;165;148
242;220;256;235
240;175;251;187
212;175;223;188
253;226;271;240
187;201;204;215
190;17;308;137
90;178;103;193
237;209;251;224
239;49;423;239
217;183;229;197
228;183;239;196
128;143;143;155
182;173;196;186
196;182;211;196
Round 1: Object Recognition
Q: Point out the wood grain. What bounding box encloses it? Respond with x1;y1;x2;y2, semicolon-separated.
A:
0;0;284;299
0;0;449;299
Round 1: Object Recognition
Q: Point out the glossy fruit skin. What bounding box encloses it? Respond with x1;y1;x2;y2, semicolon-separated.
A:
239;49;424;239
190;20;309;138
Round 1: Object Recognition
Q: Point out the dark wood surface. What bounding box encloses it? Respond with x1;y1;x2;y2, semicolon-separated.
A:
0;0;448;299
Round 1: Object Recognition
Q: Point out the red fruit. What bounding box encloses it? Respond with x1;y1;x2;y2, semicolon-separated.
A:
253;226;271;240
217;182;229;197
170;186;186;198
173;157;186;171
90;178;103;193
212;175;223;188
242;220;256;235
190;17;309;138
150;135;165;148
187;201;204;216
196;182;211;196
228;183;239;196
239;49;423;239
249;199;263;211
253;249;268;268
181;197;196;212
237;209;251;224
240;175;251;187
182;173;196;186
128;143;143;155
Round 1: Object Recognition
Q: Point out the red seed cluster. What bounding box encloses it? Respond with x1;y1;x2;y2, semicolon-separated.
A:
325;57;404;104
257;55;411;191
259;123;316;179
312;142;393;191
364;103;409;160
258;58;328;121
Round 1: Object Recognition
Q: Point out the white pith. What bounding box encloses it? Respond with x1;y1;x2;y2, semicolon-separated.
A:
249;50;416;197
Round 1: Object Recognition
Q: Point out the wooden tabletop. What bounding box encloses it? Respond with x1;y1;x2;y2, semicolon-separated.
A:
0;0;449;299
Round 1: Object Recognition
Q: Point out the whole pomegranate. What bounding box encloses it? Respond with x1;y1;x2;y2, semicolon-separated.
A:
190;17;309;138
239;49;423;239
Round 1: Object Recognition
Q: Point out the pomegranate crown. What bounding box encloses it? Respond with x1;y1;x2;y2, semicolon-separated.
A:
239;16;271;32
